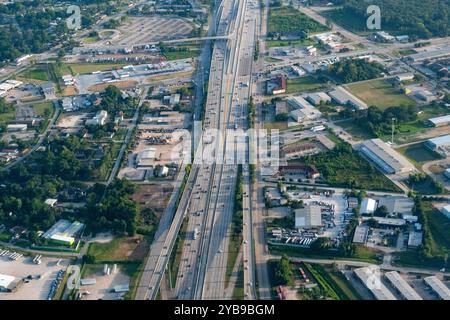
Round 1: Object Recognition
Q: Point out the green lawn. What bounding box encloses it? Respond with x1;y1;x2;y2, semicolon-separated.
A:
20;68;49;81
338;119;376;140
266;38;316;48
33;101;54;118
163;50;200;61
397;142;441;168
286;76;328;94
423;202;450;253
87;236;149;263
346;79;416;111
67;63;128;74
320;9;373;35
269;6;329;36
0;111;15;125
407;175;443;195
269;243;382;264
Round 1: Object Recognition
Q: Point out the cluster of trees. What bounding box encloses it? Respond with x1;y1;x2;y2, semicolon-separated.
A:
81;179;139;236
232;165;243;236
333;0;450;39
273;254;293;285
0;97;14;114
360;105;418;137
325;59;384;84
247;97;256;128
99;85;136;114
0;165;68;231
0;0;121;65
310;236;357;257
304;142;398;192
268;6;328;38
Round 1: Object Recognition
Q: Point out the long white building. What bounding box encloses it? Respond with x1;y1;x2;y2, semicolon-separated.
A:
354;266;397;300
359;139;415;174
384;271;422;300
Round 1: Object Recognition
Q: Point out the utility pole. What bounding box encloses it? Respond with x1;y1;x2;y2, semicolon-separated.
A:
391;118;396;144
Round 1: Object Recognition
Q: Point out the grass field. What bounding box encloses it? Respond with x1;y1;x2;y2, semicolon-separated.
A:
286;76;328;94
269;6;328;36
33;101;54;118
164;50;199;61
338;118;376;140
20;68;49;81
346;79;416;110
68;63;128;74
87;236;150;263
0;111;15;125
320;9;372;34
269;243;382;264
407;175;443;195
397;143;441;168
266;38;316;48
264;121;288;130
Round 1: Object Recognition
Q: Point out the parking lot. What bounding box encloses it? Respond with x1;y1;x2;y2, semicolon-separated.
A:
0;253;70;300
115;17;193;45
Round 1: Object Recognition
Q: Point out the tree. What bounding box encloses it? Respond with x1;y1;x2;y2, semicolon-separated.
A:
274;255;292;285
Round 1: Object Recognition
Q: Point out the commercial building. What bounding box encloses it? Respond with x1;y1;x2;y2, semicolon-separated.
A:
377;196;414;215
407;44;450;63
407;231;423;248
0;274;20;292
306;92;332;106
294;205;322;230
359;139;415;174
414;90;436;103
441;205;450;219
373;31;395;43
275;101;288;115
384;271;422;300
428;115;450;127
42;219;85;245
360;198;377;214
328;87;368;110
86;110;108;126
288;96;322;122
425;135;450;155
354;266;397;300
369;216;406;228
423;276;450;300
6;124;27;132
395;73;415;82
266;76;286;95
352;225;369;244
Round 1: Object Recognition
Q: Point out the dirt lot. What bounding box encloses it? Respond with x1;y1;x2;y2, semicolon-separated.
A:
79;264;131;300
57;112;89;128
88;80;138;92
132;183;173;214
0;254;71;300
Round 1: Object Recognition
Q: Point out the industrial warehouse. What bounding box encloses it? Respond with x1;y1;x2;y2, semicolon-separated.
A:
359;139;415;174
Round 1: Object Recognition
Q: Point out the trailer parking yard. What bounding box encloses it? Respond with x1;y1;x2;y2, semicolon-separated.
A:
0;254;70;300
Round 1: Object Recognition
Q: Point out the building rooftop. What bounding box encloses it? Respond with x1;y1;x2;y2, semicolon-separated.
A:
360;139;415;174
360;198;377;214
407;231;423;247
353;225;369;244
429;115;450;126
385;271;422;300
426;135;450;148
354;266;397;300
0;274;15;291
424;276;450;300
295;205;322;229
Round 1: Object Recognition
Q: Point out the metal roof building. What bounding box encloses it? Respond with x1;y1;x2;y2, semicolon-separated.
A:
352;225;369;244
354;266;397;300
359;139;415;174
294;205;322;229
0;274;16;292
384;271;422;300
360;198;377;214
428;115;450;127
328;86;368;110
425;135;450;150
423;276;450;300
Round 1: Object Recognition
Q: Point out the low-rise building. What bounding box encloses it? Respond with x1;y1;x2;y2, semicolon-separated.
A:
353;225;369;244
359;139;415;174
428;115;450;127
423;276;450;300
425;135;450;156
86;110;108;126
306;92;332;106
407;231;423;248
360;198;377;215
385;271;422;300
288;96;322;122
328;87;368;110
395;73;415;82
294;205;322;230
0;274;20;292
354;266;397;300
266;76;286;95
6;124;27;132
